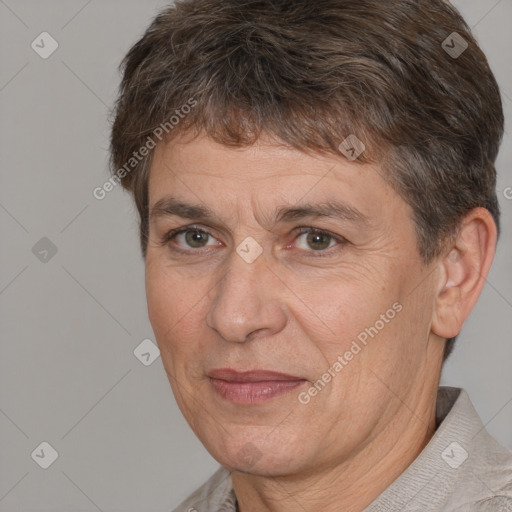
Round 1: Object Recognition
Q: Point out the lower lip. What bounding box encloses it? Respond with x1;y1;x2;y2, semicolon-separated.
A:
209;378;307;404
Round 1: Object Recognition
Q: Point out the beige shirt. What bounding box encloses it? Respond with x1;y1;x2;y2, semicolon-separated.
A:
173;387;512;511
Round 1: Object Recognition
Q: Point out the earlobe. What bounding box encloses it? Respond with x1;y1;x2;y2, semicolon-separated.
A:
431;208;497;339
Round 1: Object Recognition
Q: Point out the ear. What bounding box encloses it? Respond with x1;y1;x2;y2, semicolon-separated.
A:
431;207;497;339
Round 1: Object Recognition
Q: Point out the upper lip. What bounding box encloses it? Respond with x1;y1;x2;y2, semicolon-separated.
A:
208;368;305;382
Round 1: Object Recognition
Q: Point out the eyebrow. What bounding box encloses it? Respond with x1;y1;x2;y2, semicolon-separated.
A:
149;195;369;228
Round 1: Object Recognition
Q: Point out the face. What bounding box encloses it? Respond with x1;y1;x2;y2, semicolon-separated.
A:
145;132;442;476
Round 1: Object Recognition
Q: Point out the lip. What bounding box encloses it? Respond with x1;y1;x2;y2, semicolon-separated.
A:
208;368;308;404
208;368;304;382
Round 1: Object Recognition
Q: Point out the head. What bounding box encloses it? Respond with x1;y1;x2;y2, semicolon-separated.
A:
110;0;503;477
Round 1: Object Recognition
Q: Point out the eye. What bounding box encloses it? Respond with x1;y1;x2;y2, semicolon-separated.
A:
162;225;220;250
161;225;347;256
293;227;346;255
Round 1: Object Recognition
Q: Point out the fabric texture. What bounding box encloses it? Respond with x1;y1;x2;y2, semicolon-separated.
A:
172;387;512;511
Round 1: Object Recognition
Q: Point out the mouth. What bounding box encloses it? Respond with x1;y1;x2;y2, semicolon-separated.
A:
208;368;308;404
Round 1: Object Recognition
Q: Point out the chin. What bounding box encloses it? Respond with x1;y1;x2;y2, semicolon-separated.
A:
201;427;310;477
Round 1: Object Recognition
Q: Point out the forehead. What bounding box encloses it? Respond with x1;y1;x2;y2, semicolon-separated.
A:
148;133;407;229
150;132;346;182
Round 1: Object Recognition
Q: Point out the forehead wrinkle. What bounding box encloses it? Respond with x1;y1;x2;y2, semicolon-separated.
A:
250;194;370;233
149;193;370;232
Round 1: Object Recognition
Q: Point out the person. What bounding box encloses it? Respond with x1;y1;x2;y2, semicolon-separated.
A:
109;0;512;510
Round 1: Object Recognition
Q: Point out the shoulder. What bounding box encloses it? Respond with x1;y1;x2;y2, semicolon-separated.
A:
172;466;236;512
466;437;512;510
467;422;512;498
445;390;512;511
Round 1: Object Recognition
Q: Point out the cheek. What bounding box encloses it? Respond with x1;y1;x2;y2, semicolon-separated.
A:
146;268;175;337
146;262;197;331
293;270;399;356
145;263;213;370
145;265;191;357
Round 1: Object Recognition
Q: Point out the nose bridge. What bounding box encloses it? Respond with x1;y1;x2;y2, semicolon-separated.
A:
205;246;286;343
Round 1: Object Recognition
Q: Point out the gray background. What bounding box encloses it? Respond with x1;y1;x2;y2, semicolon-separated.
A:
0;0;510;511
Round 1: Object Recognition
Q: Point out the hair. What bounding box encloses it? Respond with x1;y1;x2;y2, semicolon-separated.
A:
109;0;504;361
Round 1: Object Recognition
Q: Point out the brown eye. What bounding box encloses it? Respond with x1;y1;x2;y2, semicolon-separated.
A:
294;227;346;256
304;231;333;251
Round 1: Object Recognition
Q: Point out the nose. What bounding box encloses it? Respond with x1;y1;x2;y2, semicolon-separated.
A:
205;247;287;343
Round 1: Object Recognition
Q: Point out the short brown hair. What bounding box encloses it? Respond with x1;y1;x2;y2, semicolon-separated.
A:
109;0;504;360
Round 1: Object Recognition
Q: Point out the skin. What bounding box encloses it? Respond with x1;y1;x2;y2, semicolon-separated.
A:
145;132;496;512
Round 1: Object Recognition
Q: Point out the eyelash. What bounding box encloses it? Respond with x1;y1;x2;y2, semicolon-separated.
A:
160;225;348;257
